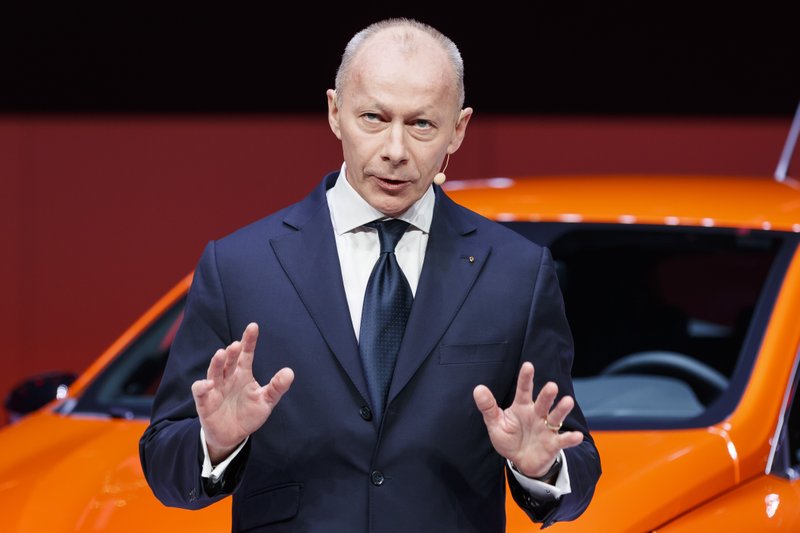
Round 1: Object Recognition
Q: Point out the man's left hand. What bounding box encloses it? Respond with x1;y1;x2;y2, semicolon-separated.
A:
473;361;584;478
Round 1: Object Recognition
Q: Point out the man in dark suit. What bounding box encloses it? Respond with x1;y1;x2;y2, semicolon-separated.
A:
140;18;600;532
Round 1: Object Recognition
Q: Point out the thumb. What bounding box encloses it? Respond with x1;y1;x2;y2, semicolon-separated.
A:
473;384;503;426
263;367;295;406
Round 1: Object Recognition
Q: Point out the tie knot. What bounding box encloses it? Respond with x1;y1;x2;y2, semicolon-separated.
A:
367;219;410;253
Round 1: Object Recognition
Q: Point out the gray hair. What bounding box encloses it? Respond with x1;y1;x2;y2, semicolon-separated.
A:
334;18;465;110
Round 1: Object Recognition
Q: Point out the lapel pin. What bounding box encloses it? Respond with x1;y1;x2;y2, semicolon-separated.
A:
468;256;475;263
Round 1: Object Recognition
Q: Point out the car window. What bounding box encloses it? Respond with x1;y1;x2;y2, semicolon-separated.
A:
65;297;186;419
504;223;797;430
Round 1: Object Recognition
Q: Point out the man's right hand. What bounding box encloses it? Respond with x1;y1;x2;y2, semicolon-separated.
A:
191;322;295;464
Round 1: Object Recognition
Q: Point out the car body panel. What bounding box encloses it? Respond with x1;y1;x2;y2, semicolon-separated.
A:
445;175;800;231
0;410;229;532
507;430;737;532
656;476;800;531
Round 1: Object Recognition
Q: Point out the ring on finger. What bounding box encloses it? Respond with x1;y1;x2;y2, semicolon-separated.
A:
544;418;562;432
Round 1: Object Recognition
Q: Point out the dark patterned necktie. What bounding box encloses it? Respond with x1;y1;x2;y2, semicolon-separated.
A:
359;219;413;420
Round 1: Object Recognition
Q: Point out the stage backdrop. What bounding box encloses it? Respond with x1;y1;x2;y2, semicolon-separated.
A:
0;114;792;425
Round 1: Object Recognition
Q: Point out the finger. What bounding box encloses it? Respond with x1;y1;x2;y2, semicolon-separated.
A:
533;381;559;420
207;348;227;383
262;367;295;406
473;384;503;428
557;430;584;450
512;362;535;407
222;341;241;378
191;378;214;403
238;322;260;369
546;395;576;427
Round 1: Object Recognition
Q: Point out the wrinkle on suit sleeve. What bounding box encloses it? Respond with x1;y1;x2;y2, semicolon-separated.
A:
140;241;246;509
508;246;602;527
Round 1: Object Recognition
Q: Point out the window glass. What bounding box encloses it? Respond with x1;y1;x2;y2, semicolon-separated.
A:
70;297;185;419
504;223;794;429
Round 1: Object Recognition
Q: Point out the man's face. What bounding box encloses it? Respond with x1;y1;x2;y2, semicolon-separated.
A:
327;31;472;218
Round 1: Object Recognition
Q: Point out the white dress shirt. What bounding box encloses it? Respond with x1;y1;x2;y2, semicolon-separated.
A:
326;162;433;339
201;163;570;499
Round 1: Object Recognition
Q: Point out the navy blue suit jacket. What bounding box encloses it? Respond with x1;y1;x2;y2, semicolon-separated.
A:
140;172;600;532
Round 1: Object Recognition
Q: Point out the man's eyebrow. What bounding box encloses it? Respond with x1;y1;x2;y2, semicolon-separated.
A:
361;102;437;118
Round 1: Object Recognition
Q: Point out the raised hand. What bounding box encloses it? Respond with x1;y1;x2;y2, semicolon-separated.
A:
473;361;583;478
191;323;294;464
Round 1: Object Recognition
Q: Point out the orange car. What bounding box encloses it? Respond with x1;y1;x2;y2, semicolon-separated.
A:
2;157;800;529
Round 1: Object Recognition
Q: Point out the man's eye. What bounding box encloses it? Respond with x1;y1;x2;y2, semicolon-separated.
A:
415;119;431;129
363;113;380;121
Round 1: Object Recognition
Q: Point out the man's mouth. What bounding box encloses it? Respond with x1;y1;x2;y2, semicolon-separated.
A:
372;175;410;190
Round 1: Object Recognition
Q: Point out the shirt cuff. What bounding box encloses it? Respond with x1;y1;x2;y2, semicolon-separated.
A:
508;450;571;500
200;427;248;482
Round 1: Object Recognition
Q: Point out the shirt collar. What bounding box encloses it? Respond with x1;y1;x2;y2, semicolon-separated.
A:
328;162;435;235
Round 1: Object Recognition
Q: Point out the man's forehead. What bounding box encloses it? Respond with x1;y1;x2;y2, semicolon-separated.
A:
344;64;456;116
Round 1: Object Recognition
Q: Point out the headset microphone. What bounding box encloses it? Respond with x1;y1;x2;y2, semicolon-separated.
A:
433;153;451;186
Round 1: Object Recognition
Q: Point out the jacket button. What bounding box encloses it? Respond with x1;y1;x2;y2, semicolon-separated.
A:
370;470;385;486
359;406;373;421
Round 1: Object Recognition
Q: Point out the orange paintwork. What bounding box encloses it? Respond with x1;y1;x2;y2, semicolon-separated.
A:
0;174;798;532
656;476;800;530
0;411;230;531
444;175;800;232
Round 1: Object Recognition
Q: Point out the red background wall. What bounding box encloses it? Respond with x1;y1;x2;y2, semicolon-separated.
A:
0;114;792;425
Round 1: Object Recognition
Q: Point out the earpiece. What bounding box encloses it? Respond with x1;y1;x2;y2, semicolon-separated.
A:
433;153;451;186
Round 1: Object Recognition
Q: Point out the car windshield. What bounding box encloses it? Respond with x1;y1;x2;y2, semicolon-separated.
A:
65;223;797;430
507;223;796;430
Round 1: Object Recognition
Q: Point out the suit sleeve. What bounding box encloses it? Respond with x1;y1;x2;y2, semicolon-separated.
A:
139;241;249;509
507;247;602;528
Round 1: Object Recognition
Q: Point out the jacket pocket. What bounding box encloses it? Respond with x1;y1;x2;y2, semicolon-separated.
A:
239;482;302;531
439;342;508;365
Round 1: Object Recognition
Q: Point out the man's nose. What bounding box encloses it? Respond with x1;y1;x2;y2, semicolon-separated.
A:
381;122;408;165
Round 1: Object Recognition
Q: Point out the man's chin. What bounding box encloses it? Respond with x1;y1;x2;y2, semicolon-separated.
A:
371;196;412;218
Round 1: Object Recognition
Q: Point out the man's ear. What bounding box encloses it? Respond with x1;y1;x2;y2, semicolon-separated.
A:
327;89;342;140
447;107;473;154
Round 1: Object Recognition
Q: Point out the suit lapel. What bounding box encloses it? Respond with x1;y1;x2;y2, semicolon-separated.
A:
387;191;491;406
270;173;369;401
270;177;492;413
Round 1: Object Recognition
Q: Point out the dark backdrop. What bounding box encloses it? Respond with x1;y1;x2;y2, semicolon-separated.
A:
2;3;799;115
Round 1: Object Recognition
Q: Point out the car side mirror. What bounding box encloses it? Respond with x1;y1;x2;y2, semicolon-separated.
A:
4;371;77;423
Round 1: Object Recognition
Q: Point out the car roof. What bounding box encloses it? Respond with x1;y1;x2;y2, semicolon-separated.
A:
444;174;800;232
